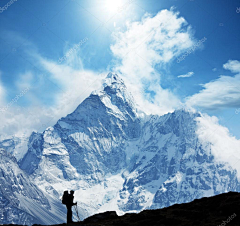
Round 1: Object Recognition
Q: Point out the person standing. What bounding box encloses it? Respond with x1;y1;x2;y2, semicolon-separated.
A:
62;190;77;223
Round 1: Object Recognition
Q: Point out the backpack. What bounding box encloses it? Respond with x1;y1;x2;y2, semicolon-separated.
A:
62;191;69;205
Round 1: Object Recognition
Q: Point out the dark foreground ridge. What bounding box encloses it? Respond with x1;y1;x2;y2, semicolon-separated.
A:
4;192;240;226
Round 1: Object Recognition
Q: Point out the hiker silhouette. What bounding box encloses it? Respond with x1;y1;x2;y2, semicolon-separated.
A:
62;190;77;223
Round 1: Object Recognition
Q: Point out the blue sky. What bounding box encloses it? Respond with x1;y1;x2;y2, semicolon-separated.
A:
0;0;240;139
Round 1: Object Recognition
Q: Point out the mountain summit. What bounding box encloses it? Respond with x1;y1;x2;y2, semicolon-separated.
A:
102;72;126;91
1;73;239;225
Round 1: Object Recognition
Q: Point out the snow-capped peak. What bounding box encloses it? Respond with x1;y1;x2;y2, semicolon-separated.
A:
91;72;127;97
103;72;126;90
91;72;136;114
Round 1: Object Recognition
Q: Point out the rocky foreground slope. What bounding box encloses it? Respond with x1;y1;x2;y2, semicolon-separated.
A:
4;192;240;226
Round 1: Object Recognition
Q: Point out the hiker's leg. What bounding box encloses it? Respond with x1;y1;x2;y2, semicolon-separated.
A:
67;206;72;223
70;207;73;222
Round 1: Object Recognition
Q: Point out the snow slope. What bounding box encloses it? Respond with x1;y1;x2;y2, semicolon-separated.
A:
0;148;66;225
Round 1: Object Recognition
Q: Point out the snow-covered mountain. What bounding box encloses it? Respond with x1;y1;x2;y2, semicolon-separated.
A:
0;148;66;225
1;72;240;225
0;135;29;161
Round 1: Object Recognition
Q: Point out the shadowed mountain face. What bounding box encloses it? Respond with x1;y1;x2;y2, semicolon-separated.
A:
1;73;240;225
4;192;240;226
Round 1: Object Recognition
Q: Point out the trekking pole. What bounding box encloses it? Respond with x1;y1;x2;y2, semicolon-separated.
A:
74;204;81;222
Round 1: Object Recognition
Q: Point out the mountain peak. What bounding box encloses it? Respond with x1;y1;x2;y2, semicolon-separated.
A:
60;72;139;127
91;72;126;96
90;72;136;110
106;72;120;79
103;72;126;90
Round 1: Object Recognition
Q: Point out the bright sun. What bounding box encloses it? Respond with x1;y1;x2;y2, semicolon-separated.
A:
105;0;124;13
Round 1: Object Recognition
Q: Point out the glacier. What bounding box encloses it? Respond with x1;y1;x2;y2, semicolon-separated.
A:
1;72;240;225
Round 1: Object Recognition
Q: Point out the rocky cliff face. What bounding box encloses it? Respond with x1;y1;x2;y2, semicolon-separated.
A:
1;73;239;225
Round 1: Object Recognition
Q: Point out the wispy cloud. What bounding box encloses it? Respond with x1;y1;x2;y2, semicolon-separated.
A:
196;113;240;177
0;33;105;142
223;60;240;73
176;37;207;63
111;8;196;115
186;60;240;110
40;57;106;118
0;61;105;144
178;71;194;78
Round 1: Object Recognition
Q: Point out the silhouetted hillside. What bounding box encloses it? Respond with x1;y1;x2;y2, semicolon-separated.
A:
4;192;240;226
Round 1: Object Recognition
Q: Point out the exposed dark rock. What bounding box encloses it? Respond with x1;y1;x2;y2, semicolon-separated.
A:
83;211;118;223
4;192;240;226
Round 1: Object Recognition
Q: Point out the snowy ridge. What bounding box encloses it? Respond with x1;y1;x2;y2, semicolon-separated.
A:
0;135;29;161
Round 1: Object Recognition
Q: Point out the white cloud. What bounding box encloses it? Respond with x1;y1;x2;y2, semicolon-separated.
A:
196;113;240;178
40;57;106;118
223;60;240;73
178;71;194;78
111;9;196;115
212;68;217;72
186;60;240;110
